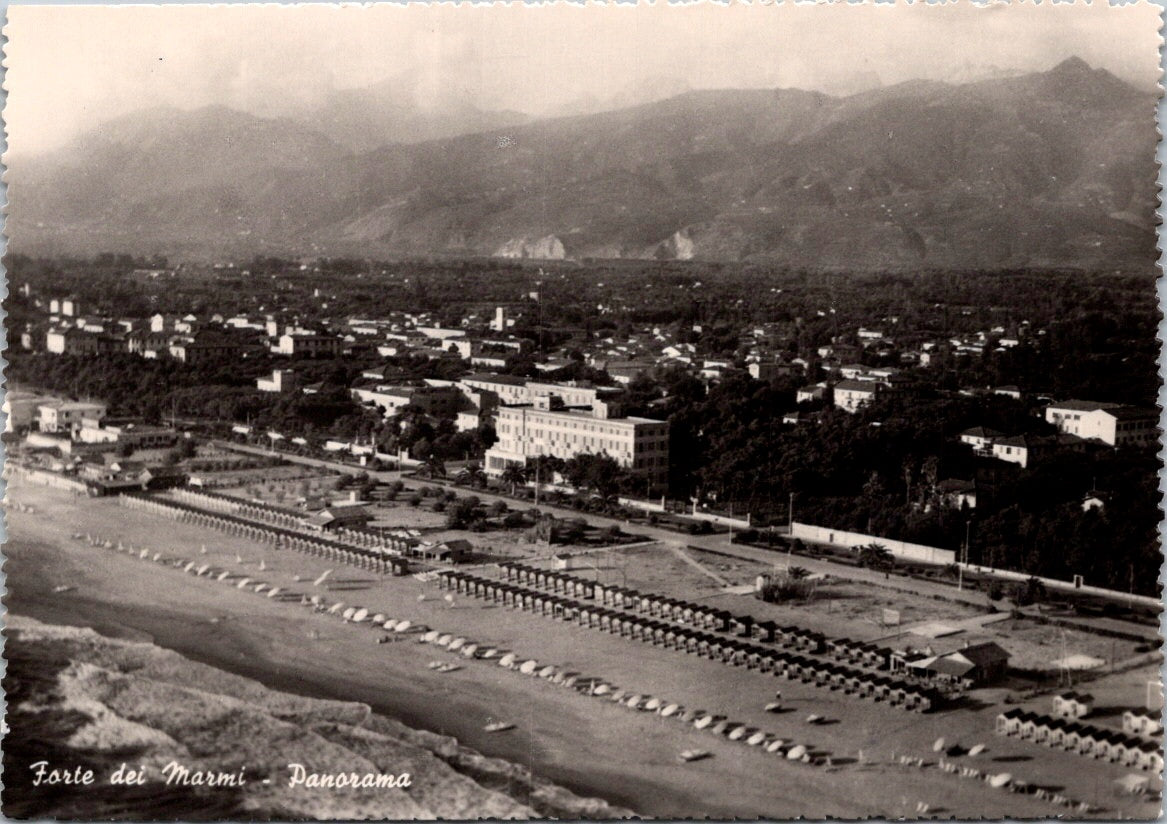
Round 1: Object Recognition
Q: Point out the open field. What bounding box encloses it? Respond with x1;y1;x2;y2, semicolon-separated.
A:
5;476;1161;819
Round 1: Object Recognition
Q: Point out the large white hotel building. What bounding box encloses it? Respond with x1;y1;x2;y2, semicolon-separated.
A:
474;375;669;491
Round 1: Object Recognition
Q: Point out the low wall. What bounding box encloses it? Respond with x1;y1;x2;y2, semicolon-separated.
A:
617;496;666;514
792;521;1160;609
15;467;89;492
790;522;954;565
959;563;1162;610
691;511;751;529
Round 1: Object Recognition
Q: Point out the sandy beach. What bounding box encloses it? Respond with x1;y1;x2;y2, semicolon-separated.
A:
5;475;1158;819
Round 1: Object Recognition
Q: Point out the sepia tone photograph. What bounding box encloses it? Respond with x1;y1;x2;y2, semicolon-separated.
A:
1;1;1164;819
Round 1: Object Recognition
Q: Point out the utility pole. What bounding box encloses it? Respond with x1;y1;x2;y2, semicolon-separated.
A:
958;518;971;592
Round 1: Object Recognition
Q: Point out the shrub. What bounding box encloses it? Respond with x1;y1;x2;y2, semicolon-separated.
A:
408;493;422;507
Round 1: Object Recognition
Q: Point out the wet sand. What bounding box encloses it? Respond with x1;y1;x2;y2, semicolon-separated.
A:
5;476;1155;819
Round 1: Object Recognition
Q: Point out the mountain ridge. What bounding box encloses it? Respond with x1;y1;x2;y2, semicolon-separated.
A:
8;57;1159;269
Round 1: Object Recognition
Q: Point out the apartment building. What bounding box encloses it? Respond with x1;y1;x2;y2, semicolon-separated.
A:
38;401;107;434
1045;400;1159;447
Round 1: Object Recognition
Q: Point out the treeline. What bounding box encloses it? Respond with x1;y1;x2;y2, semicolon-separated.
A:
625;369;1161;595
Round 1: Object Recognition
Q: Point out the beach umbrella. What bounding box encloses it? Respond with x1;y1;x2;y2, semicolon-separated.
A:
184;561;196;573
728;725;748;741
747;732;767;747
328;602;345;615
313;569;332;587
660;703;680;718
311;595;323;606
694;715;713;730
259;560;267;571
610;690;627;703
422;630;440;643
481;648;500;660
786;745;807;761
645;697;662;712
968;744;986;757
988;773;1012;788
437;634;454;647
539;665;556;679
372;614;387;624
626;695;643;709
711;720;730;736
153;553;162;562
932;737;947;753
766;740;786;754
593;684;611;696
218;571;230;581
237;577;252;589
499;653;518;668
393;620;412;632
197;564;210;576
267;587;281;599
385;620;399;630
139;549;149;559
461;644;479;658
255;583;269;594
341;607;357;621
352;608;369;623
519;660;539;675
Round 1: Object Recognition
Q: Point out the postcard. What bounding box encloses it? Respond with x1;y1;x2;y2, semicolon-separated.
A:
2;1;1163;819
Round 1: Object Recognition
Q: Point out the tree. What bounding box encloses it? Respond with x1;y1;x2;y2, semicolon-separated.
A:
455;463;486;488
417;454;446;480
446;497;481;529
1010;576;1047;608
501;463;528;495
858;543;894;570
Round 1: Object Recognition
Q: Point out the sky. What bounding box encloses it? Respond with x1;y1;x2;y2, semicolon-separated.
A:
5;1;1163;153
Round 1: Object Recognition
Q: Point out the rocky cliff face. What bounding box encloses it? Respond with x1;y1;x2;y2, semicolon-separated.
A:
494;235;568;260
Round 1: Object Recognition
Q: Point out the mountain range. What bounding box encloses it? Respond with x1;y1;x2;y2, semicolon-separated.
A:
8;57;1159;269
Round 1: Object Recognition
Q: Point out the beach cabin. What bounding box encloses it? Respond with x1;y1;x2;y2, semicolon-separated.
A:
1053;691;1094;720
1059;722;1085;752
1124;709;1163;739
1017;712;1040;740
1138;742;1163;773
1079;728;1107;757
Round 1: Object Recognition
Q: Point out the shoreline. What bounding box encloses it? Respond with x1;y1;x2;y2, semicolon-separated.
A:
5;477;1153;820
14;596;659;817
3;535;717;818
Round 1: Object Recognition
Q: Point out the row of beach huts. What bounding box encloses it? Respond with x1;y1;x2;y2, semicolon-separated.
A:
996;709;1163;773
119;492;411;575
439;569;937;711
499;562;889;666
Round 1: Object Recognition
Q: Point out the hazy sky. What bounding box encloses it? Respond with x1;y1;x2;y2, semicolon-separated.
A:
6;1;1163;153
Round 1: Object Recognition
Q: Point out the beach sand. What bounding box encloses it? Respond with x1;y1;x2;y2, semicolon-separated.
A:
5;475;1158;819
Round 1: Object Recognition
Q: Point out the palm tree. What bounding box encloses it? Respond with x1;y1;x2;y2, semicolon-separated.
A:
501;463;528;496
787;566;811;580
858;543;894;571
